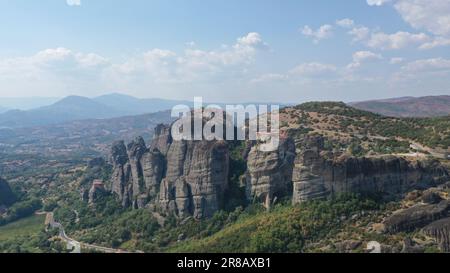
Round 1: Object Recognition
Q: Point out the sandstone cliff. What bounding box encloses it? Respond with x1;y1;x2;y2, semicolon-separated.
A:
291;135;448;204
244;138;296;206
110;123;449;219
423;217;450;252
110;137;165;208
110;124;229;219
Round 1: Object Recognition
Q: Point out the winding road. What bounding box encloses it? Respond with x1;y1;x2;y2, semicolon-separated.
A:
45;212;134;253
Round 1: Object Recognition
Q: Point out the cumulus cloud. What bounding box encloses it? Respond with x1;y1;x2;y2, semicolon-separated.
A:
401;58;450;72
367;0;450;38
419;37;450;49
394;0;450;37
336;18;355;28
0;33;270;97
367;0;391;6
367;31;429;50
301;25;333;43
348;26;371;43
347;51;382;69
290;62;337;77
390;57;404;64
66;0;81;6
250;73;288;84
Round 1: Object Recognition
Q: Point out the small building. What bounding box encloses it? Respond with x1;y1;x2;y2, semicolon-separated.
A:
89;180;106;204
92;179;105;190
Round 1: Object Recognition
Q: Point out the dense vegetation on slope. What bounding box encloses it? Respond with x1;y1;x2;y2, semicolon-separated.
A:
1;101;449;253
0;214;68;253
350;96;450;118
0;178;16;207
288;102;450;149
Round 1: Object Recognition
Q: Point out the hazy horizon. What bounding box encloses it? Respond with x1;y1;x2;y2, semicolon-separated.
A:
1;0;450;102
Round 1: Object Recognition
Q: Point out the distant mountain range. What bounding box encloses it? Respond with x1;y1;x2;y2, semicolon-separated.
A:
349;95;450;118
0;93;288;129
0;97;60;111
0;94;193;128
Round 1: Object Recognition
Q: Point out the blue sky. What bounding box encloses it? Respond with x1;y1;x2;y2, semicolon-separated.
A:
0;0;449;103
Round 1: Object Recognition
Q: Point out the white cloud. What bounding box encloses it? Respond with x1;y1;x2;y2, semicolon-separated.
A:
419;36;450;49
0;33;269;97
394;0;450;37
348;26;370;42
100;32;269;85
367;0;450;37
301;25;333;43
66;0;81;6
390;57;404;64
367;31;429;50
347;51;382;69
367;0;391;6
290;62;337;77
250;73;288;84
401;58;450;72
33;47;73;63
336;18;355;28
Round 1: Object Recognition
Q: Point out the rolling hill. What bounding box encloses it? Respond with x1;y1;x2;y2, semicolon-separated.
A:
349;95;450;118
0;96;126;128
93;93;192;116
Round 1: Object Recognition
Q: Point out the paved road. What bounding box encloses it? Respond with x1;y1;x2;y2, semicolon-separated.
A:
45;212;134;253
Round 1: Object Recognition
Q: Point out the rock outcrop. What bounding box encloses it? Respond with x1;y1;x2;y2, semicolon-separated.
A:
383;200;450;233
110;124;229;219
423;217;450;252
110;137;165;208
291;135;449;204
158;140;229;218
109;124;449;219
0;177;16;207
150;124;172;156
244;138;296;206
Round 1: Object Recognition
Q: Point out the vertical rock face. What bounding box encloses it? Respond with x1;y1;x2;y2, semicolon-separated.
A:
150;124;172;156
110;140;132;207
109;123;448;219
245;138;296;206
110;124;230;219
292;135;329;203
110;138;165;208
423;218;450;252
292;135;449;204
158;140;229;218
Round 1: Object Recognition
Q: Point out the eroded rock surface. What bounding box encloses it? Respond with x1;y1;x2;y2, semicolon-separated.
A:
244;138;296;206
110;124;229;219
291;135;449;204
423;217;450;252
383;200;450;234
110;137;165;208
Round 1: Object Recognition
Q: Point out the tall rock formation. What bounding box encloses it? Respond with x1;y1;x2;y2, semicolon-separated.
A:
109;121;449;219
109;124;229;219
291;135;449;204
110;137;164;208
244;138;296;206
158;140;229;218
423;217;450;252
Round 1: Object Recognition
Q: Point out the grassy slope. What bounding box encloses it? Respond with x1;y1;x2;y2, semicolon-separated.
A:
168;196;384;253
0;214;45;241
